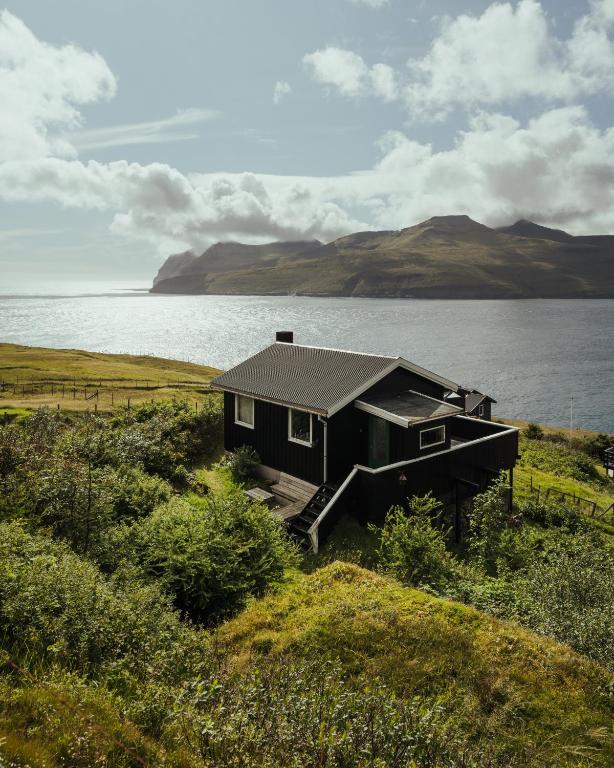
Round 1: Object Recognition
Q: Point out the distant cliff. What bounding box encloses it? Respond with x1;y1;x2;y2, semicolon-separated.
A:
150;216;614;299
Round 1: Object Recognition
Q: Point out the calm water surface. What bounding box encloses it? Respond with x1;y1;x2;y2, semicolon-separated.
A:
1;283;613;433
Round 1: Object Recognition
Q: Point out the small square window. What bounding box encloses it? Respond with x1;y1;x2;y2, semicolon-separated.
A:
419;425;446;449
288;408;313;446
235;395;254;428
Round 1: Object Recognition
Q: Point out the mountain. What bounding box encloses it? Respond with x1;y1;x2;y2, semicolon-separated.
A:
496;219;574;243
152;240;322;293
150;215;614;298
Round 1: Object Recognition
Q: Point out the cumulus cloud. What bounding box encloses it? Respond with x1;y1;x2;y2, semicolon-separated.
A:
0;12;362;253
305;1;614;118
273;80;292;104
404;0;614;118
303;47;397;101
0;10;116;161
193;106;614;235
365;107;614;233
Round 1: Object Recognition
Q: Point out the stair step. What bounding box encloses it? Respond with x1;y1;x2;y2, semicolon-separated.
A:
291;521;312;536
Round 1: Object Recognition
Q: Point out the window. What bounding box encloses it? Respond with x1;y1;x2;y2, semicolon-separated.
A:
288;408;313;446
419;424;446;450
235;395;254;428
478;404;485;417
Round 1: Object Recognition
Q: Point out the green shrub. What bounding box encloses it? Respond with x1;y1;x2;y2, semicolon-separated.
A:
467;474;511;573
519;498;587;533
110;400;223;480
223;445;261;482
519;435;603;484
0;522;203;681
578;432;613;460
109;465;172;520
34;460;116;554
513;533;614;668
109;492;298;624
373;493;454;591
524;422;544;440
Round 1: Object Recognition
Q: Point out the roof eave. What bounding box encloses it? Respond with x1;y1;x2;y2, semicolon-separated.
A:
211;383;327;416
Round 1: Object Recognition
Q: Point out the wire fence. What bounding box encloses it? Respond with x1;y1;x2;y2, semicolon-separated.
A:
0;377;217;413
528;475;614;522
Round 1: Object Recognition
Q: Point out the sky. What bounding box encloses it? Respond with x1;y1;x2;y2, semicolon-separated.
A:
1;0;614;281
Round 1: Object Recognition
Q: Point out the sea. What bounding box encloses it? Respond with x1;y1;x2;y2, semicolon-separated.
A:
1;280;613;434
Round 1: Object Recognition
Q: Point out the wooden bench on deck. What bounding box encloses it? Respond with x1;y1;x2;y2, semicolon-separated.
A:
244;487;276;506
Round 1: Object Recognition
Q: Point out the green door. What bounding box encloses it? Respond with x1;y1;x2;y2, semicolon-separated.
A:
368;415;390;468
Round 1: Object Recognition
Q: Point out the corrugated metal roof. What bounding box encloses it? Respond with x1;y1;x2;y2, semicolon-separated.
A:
356;390;463;425
212;342;396;414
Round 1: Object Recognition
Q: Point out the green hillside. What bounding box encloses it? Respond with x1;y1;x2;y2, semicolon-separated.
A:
150;215;614;298
219;562;613;766
0;343;219;413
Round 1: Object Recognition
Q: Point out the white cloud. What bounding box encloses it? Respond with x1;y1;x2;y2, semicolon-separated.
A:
404;0;614;118
305;2;614;118
193;106;614;236
303;47;396;100
0;10;116;161
273;80;292;105
370;63;398;101
303;47;369;97
69;109;221;151
0;12;361;252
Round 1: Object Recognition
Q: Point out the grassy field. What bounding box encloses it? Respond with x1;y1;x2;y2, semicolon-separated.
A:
0;343;220;413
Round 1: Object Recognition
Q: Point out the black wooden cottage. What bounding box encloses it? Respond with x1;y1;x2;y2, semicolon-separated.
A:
212;332;518;552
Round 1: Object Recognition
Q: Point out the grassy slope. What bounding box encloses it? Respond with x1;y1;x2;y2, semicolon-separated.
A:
0;343;220;413
219;562;613;766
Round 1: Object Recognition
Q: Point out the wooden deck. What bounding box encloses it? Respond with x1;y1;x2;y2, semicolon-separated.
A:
269;472;318;522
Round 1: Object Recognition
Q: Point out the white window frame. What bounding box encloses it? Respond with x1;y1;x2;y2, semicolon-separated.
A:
234;394;255;429
478;404;485;417
419;424;446;450
288;407;313;447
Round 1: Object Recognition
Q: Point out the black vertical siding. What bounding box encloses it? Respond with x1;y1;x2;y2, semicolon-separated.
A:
224;393;324;485
354;425;519;523
326;406;365;481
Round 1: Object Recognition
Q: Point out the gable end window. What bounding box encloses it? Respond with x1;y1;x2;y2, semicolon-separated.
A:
235;395;254;428
288;408;313;446
419;424;446;450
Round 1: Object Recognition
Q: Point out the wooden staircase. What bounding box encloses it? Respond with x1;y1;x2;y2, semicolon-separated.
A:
288;482;339;553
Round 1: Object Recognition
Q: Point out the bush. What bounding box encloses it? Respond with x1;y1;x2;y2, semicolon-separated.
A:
524;422;544;440
519;498;587;533
467;474;511;573
223;445;261;482
0;522;203;680
373;493;454;591
109;492;298;624
513;533;614;668
110;399;223;480
519;436;602;485
34;459;116;554
110;465;172;521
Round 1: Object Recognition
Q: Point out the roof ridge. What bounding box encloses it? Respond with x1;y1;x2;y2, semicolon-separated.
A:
274;341;397;360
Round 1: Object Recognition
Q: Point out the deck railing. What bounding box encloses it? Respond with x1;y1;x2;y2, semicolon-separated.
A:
307;468;358;553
